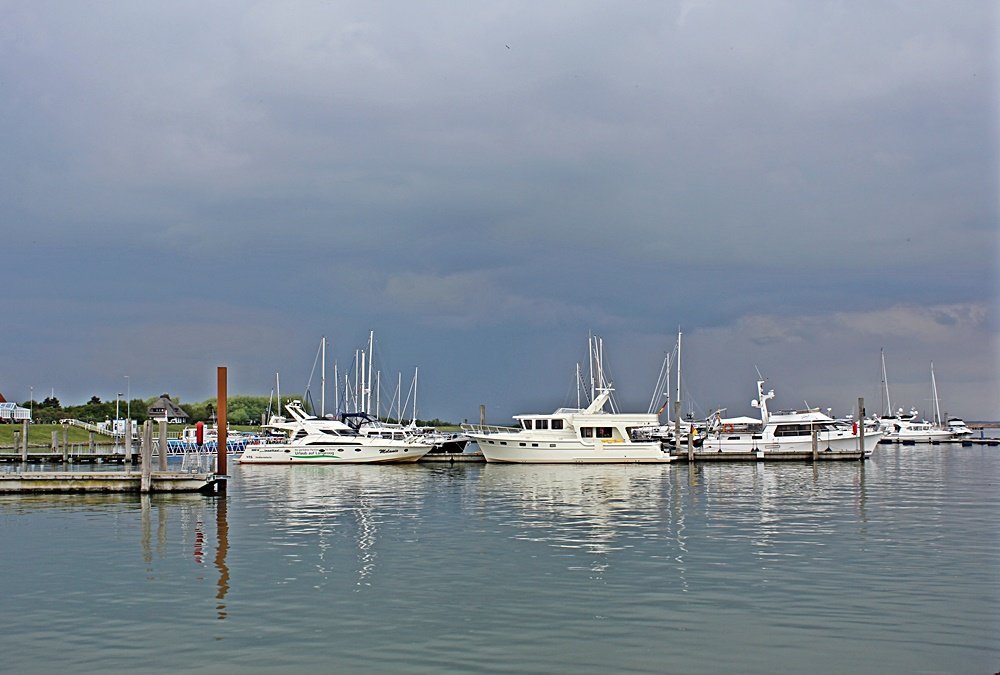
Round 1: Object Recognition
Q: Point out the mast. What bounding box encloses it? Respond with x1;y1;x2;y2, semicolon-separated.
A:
881;348;892;416
576;362;581;409
321;336;326;417
376;371;381;421
367;330;374;415
276;372;281;418
931;362;942;427
412;366;419;423
588;332;595;403
333;361;339;414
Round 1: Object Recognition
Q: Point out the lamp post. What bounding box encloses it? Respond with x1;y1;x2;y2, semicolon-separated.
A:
29;386;33;420
116;392;122;434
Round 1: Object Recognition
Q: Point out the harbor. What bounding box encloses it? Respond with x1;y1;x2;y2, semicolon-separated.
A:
2;445;997;673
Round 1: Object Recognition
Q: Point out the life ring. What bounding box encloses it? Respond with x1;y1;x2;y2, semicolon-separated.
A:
722;423;734;433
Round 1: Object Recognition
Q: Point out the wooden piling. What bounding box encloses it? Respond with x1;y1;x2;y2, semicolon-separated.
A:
89;432;95;454
62;424;69;463
217;366;228;488
687;424;694;463
157;420;168;471
14;431;21;460
812;428;818;462
21;420;28;461
51;430;58;453
479;404;486;427
124;419;133;468
858;397;866;459
141;421;153;493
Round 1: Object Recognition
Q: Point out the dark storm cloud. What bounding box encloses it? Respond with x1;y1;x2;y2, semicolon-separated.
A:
1;1;996;420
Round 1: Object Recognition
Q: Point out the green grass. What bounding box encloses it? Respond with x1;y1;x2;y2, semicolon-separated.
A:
0;423;258;448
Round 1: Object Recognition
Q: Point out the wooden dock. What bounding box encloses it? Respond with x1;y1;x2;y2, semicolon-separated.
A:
0;470;223;494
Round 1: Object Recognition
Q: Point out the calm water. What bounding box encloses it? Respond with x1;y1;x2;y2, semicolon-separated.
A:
1;446;997;674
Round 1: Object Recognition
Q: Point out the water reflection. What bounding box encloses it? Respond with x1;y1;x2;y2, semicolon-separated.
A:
237;464;428;588
477;464;678;576
138;494;230;620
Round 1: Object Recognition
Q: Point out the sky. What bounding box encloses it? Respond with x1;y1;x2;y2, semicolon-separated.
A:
2;1;997;423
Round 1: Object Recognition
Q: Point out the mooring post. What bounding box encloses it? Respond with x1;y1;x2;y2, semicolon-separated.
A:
217;366;228;493
687;424;694;463
479;404;486;426
62;424;69;463
858;397;866;459
141;421;152;493
89;431;95;455
51;430;58;453
14;430;21;459
124;419;133;469
21;419;28;461
158;420;168;471
812;428;819;462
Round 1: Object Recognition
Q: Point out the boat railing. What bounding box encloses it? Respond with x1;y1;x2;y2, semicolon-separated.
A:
461;423;519;435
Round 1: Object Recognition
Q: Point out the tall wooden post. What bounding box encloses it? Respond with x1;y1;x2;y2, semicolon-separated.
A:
217;367;228;486
14;431;21;460
687;423;694;463
141;421;152;493
89;432;95;455
479;404;486;426
62;424;69;463
51;430;58;453
21;420;28;461
124;419;133;468
158;420;168;471
812;428;818;462
858;397;866;459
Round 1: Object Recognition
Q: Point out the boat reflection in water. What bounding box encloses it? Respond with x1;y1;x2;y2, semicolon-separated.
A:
477;463;681;576
237;464;428;587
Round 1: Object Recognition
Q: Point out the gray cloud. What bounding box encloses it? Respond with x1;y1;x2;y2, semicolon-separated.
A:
2;1;996;421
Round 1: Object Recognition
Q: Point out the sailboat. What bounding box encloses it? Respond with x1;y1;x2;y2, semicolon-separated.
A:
874;351;953;442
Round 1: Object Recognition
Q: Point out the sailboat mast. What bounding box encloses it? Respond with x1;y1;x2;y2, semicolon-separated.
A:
276;372;281;417
931;362;942;427
881;348;892;416
367;330;374;415
588;332;595;403
413;366;419;423
321;336;326;417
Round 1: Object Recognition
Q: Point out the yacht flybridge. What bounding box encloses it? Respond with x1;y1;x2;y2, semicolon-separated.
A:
239;400;431;464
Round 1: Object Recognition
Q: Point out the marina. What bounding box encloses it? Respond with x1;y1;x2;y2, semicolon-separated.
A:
1;444;997;673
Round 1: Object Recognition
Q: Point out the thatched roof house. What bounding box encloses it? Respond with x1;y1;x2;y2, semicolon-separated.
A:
146;394;189;423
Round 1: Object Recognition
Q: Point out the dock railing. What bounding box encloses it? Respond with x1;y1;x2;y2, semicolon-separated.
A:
461;423;519;435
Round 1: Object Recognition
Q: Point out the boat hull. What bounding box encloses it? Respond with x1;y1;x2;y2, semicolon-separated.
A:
469;435;674;463
697;431;882;457
238;443;431;464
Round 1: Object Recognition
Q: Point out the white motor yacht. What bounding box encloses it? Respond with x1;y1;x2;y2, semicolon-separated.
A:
239;400;431;464
699;381;882;458
875;410;955;443
463;389;673;464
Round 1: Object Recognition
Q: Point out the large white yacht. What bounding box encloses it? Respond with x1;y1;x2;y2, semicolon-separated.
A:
239;400;432;464
463;388;673;464
698;381;882;458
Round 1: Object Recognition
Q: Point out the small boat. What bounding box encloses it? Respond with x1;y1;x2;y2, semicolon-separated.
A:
462;336;673;464
699;380;882;458
238;400;431;464
946;416;974;437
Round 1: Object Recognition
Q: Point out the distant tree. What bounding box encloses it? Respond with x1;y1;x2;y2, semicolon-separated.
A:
40;396;60;409
88;395;102;405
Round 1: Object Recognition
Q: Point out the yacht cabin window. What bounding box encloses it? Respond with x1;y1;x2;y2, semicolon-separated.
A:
535;419;549;430
551;419;564;430
581;427;594;438
522;419;533;430
595;427;613;439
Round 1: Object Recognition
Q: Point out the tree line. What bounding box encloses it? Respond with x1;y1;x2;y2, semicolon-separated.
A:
18;395;452;427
